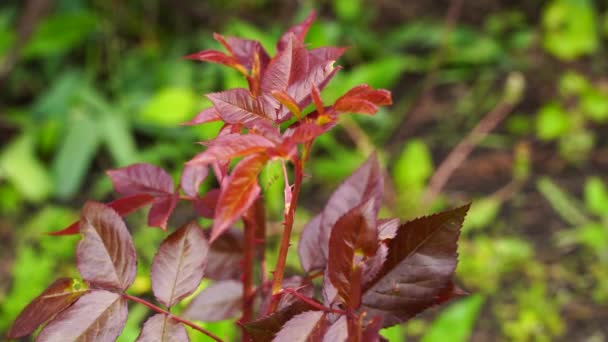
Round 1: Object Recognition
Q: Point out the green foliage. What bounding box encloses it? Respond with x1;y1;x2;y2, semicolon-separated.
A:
542;0;598;60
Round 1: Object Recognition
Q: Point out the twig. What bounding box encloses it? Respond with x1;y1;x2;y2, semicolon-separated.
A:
122;293;223;342
422;73;524;206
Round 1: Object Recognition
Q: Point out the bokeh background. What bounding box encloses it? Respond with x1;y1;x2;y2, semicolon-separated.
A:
2;0;608;341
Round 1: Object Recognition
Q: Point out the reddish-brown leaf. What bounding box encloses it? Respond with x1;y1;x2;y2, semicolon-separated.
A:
181;107;222;126
207;89;278;128
322;315;347;342
223;35;271;73
377;218;399;240
309;47;348;65
148;193;179;230
188;133;276;166
183;280;242;322
360;205;470;327
37;290;128;342
327;199;378;308
242;298;316;342
283;122;328;144
204;227;243;280
181;164;209;198
277;11;317;51
334;84;392;115
193;188;221;219
361;316;384;342
262;35;310;97
47;194;154;236
7;278;88;338
271;90;302;118
151;222;209;308
273;311;327;342
297;214;325;273
136;314;189;342
107;163;174;197
211;154;268;242
185;49;243;73
319;153;383;261
77;202;137;291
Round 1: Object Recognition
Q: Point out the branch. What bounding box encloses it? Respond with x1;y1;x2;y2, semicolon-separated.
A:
422;73;525;206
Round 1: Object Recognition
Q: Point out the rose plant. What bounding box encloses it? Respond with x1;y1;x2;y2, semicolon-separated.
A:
7;11;469;342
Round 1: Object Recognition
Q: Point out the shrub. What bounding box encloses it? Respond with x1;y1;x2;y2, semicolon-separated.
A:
8;11;469;341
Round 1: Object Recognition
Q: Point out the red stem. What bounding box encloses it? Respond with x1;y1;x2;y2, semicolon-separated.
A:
268;157;304;312
240;211;256;340
122;293;223;342
282;288;346;315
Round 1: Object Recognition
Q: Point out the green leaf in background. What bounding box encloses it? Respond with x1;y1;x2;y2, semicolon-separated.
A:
537;177;591;226
393;139;433;193
542;0;598;61
51;112;100;199
332;0;362;21
100;113;138;166
584;177;608;217
463;198;502;233
559;71;589;96
580;88;608;123
0;9;15;58
535;103;571;141
323;56;408;102
0;134;53;202
421;294;485;342
139;87;199;126
23;11;98;58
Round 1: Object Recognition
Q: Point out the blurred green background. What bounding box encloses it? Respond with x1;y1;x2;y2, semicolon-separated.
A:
2;0;608;341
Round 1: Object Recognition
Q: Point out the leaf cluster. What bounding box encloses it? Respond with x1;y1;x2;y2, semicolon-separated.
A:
8;11;469;342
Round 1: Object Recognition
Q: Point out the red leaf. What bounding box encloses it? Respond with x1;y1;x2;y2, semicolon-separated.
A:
273;311;327;342
277;10;317;51
327;199;378;308
188;133;276;166
151;222;209;307
322;315;347;342
283;122;328;144
309;47;348;64
183;280;242;322
334;84;392;115
136;314;188;342
207;88;278;128
361;243;388;288
77;201;137;291
193;188;221;218
361;316;384;342
47;194;154;236
185;50;245;74
148;193;179;230
271;90;302;118
242;298;316;342
205;227;244;280
7;278;88;338
360;205;470;327
262;35;310;97
297;214;325;273
319;153;383;262
211;154;268;242
181;164;209;198
37;290;128;342
181;107;222;126
311;83;325;115
107;163;174;197
223;35;271;73
377;218;399;240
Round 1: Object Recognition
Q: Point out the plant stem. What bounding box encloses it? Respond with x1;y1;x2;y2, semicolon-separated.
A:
122;293;223;342
282;288;346;315
268;157;303;311
240;207;257;339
